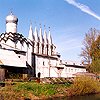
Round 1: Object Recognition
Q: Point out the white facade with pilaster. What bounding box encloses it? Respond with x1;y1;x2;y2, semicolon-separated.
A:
0;12;86;78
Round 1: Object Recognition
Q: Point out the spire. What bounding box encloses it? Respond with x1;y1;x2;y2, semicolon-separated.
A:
43;25;47;44
10;8;13;14
28;23;34;41
34;26;38;42
48;27;52;44
39;24;43;43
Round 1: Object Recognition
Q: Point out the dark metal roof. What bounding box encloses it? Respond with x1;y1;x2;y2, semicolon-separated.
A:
0;32;31;45
32;52;58;60
65;64;86;68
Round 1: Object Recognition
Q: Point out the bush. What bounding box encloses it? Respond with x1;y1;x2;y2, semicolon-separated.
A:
90;59;100;74
68;76;100;96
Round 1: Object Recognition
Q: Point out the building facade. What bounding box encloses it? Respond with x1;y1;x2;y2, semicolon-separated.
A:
0;13;86;80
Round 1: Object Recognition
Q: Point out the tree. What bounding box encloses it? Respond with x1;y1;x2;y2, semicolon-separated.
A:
90;35;100;60
90;35;100;73
90;59;100;74
81;28;98;65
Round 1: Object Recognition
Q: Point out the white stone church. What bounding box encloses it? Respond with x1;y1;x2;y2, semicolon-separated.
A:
0;13;86;80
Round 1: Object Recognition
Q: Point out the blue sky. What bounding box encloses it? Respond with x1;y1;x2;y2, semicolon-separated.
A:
0;0;100;63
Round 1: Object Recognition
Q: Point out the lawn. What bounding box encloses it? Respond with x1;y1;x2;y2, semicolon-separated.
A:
0;76;100;100
0;81;70;100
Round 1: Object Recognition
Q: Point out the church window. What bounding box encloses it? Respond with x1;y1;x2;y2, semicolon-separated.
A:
0;44;2;49
18;56;20;58
42;44;44;54
51;45;53;55
71;69;73;72
65;68;67;72
43;61;45;66
47;44;48;55
37;43;39;53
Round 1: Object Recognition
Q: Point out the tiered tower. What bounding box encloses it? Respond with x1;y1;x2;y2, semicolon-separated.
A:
28;24;56;56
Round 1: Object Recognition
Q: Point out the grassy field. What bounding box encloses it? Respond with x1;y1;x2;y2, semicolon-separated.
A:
0;76;100;100
0;81;70;100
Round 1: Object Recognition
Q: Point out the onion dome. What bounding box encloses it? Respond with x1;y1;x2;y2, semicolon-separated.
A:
6;12;18;24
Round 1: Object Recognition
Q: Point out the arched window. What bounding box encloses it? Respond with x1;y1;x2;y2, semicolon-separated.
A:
43;61;45;66
37;43;39;53
42;44;44;54
32;42;35;53
51;45;53;55
47;44;48;55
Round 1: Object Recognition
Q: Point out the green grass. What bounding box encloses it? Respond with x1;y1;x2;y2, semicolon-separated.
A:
1;77;99;99
14;82;58;96
0;81;70;99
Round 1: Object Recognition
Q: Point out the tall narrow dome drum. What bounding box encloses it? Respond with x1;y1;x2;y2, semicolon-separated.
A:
6;12;18;33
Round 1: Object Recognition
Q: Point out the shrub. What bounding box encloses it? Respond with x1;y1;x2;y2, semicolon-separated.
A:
68;76;100;96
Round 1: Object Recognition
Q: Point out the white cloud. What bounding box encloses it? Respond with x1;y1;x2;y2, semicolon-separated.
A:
56;38;82;61
56;36;81;52
64;0;100;20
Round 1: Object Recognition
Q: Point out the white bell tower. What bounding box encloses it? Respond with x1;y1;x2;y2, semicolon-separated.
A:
6;12;18;33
